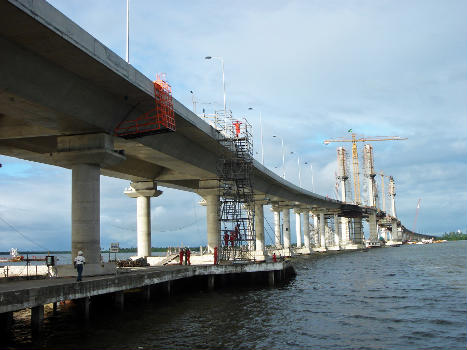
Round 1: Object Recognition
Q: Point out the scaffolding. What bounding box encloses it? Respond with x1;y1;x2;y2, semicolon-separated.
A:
115;74;176;138
216;112;256;262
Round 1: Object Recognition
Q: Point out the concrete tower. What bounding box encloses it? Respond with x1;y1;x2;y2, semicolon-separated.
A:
337;147;350;244
363;144;377;207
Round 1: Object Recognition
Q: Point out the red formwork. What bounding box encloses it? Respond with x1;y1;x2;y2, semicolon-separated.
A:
115;74;176;138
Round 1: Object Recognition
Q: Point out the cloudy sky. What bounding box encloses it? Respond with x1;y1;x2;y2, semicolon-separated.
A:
0;0;465;251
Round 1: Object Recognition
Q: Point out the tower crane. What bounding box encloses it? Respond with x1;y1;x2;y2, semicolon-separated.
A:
323;133;407;205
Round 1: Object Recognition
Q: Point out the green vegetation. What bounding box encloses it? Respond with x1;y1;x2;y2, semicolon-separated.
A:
439;232;467;241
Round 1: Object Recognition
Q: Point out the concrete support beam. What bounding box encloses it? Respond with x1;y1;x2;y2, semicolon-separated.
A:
272;205;281;248
143;286;151;302
392;219;399;241
353;217;364;244
72;163;101;264
114;291;124;311
369;212;378;242
333;214;340;247
124;181;162;257
313;213;319;247
282;207;291;250
254;202;265;257
268;271;275;287
303;211;310;250
205;194;220;253
31;305;44;335
208;275;215;291
319;212;326;249
341;217;349;245
294;209;302;248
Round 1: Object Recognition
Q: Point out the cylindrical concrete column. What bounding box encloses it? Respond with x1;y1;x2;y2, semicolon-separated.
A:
205;194;220;252
341;217;349;245
72;163;100;264
334;214;340;246
295;210;302;248
313;213;320;247
369;212;377;242
319;213;326;248
303;211;310;250
392;219;399;241
137;196;151;257
353;217;364;244
255;203;265;254
283;208;291;249
273;209;281;248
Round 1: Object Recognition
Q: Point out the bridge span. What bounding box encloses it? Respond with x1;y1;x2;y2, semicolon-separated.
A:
0;0;429;273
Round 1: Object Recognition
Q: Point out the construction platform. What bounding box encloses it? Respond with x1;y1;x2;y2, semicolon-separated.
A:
0;261;295;315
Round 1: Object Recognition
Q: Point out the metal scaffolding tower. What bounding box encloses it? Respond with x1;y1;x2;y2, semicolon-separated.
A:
216;113;256;262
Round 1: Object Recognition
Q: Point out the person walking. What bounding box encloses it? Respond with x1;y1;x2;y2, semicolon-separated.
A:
74;251;86;282
179;249;184;265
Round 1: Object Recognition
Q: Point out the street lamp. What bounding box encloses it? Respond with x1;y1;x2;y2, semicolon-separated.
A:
304;162;315;192
248;107;264;165
205;56;226;119
189;91;197;114
126;0;130;63
272;135;285;179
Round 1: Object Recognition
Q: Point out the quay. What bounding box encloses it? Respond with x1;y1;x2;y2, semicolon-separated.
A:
0;261;295;336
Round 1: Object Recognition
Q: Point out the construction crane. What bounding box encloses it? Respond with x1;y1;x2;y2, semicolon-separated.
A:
323;133;407;205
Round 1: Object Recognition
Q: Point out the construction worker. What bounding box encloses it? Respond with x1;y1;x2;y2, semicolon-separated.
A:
186;248;191;265
223;231;230;247
272;253;277;262
230;230;236;247
73;251;86;282
184;248;188;265
179;249;184;265
213;247;218;265
233;121;242;137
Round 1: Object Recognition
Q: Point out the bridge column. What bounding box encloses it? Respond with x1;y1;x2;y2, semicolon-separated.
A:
282;207;291;253
312;212;320;247
369;212;378;243
353;217;364;245
254;201;266;260
341;217;349;246
198;181;220;254
303;210;311;253
392;219;399;242
271;204;282;248
294;209;302;249
124;181;162;257
333;213;340;247
53;134;125;267
319;212;326;249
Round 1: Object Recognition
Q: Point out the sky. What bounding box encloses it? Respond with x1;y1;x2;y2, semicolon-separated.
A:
0;0;466;251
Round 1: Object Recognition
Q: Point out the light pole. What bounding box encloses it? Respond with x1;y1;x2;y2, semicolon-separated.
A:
298;155;301;187
304;162;315;192
205;56;226;119
248;107;264;165
126;0;130;63
190;91;197;114
272;135;285;179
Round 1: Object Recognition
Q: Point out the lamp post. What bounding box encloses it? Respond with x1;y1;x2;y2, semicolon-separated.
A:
304;162;315;192
205;56;226;120
248;107;264;165
190;91;197;114
126;0;130;63
272;135;285;179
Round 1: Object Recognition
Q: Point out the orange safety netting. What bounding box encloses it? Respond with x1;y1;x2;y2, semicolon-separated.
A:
115;74;176;138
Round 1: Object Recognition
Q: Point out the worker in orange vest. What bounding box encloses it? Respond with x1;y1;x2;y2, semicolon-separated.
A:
272;253;277;262
223;232;230;247
233;121;242;137
186;248;191;265
179;249;184;265
213;247;218;265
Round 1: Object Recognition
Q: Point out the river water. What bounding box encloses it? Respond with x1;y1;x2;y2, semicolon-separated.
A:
5;241;467;350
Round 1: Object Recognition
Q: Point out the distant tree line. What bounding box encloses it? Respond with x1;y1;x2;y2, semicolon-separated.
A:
439;232;467;241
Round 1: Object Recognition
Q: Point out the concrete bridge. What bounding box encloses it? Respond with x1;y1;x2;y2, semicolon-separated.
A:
0;0;428;273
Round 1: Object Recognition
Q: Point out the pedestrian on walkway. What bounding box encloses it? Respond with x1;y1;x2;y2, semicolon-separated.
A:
74;251;86;282
186;248;191;265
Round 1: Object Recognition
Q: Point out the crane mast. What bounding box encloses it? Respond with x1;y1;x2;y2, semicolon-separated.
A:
324;133;407;205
